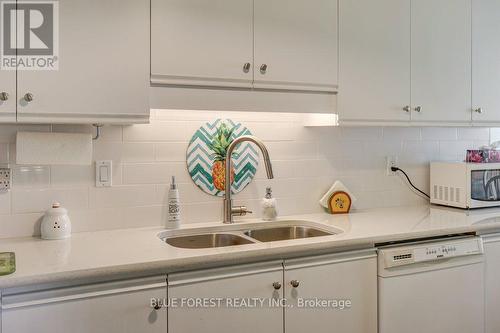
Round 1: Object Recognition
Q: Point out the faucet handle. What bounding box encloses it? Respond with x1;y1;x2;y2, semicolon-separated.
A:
231;206;253;216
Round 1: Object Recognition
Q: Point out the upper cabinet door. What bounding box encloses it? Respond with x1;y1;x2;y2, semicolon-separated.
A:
151;0;254;88
0;3;16;124
0;62;16;123
338;0;411;124
253;0;338;92
472;0;500;123
16;0;150;124
410;0;472;124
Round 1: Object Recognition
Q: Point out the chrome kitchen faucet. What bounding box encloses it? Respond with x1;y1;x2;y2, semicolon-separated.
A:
223;136;274;224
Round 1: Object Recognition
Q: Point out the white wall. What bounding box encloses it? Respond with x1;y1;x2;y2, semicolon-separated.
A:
0;109;491;238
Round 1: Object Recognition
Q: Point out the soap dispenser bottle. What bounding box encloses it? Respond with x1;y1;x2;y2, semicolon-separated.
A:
167;176;181;229
262;187;278;221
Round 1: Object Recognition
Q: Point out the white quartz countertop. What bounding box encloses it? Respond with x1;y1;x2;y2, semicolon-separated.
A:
3;204;500;290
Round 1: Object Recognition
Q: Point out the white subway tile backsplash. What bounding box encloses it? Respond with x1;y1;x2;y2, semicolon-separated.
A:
0;143;9;163
340;127;383;140
0;125;50;143
155;143;189;162
383;127;421;141
51;165;94;186
121;143;156;162
421;127;457;141
89;185;157;208
13;166;51;188
0;109;498;238
12;188;89;214
123;122;188;142
458;128;490;141
0;192;11;215
403;140;440;155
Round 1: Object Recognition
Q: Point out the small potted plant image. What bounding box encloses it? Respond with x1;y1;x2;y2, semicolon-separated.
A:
209;123;238;192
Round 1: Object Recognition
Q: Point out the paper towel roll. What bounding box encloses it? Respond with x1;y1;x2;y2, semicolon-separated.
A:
16;132;93;165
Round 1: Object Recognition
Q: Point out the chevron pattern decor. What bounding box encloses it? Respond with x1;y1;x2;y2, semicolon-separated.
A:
186;119;259;197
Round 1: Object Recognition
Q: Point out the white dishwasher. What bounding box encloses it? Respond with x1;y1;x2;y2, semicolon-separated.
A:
378;236;485;333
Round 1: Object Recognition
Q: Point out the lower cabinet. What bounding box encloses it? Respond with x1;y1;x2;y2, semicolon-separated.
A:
484;234;500;333
1;276;167;333
168;262;284;333
167;249;377;333
284;250;377;333
0;250;377;333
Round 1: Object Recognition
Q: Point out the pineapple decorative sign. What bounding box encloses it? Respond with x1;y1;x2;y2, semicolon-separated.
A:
186;119;259;196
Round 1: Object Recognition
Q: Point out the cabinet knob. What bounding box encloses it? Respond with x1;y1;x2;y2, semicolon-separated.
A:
0;92;9;101
260;64;268;74
272;282;282;290
24;93;34;103
290;280;300;288
403;106;410;113
414;106;422;113
474;107;483;114
243;62;251;73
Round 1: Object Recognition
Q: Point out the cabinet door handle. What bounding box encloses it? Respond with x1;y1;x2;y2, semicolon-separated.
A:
272;282;282;290
414;106;422;113
243;62;251;73
24;93;34;103
260;64;268;74
290;280;300;288
474;107;483;114
403;106;410;113
0;92;9;101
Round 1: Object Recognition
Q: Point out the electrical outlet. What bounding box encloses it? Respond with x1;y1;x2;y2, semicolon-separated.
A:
386;156;398;176
0;167;12;191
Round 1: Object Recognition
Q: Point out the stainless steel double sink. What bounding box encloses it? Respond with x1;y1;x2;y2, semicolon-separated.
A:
160;222;341;249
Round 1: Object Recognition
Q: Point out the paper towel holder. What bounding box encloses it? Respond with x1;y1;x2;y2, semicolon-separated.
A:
92;124;102;141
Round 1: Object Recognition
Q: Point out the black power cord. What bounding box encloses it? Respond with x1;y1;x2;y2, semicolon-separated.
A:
391;167;430;199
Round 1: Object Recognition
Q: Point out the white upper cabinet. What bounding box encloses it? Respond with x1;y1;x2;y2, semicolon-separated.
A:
338;0;473;126
151;0;338;92
0;5;16;123
0;67;16;123
253;0;338;92
15;0;150;124
151;0;254;88
472;0;500;123
338;0;411;124
410;0;471;124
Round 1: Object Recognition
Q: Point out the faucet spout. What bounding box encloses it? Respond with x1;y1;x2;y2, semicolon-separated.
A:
223;135;274;224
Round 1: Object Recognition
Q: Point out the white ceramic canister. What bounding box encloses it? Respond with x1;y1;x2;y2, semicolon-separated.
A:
41;202;72;240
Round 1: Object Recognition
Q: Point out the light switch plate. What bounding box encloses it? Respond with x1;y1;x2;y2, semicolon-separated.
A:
95;160;112;187
0;166;12;192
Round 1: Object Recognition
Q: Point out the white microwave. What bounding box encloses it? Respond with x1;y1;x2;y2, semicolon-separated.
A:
431;162;500;209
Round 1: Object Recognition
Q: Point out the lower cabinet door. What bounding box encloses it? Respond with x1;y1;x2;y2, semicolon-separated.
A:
168;262;283;333
284;249;377;333
484;234;500;333
1;276;167;333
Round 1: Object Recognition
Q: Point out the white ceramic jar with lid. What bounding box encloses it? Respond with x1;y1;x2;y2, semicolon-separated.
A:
41;202;72;240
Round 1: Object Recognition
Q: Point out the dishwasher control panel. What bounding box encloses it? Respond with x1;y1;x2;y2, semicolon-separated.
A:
380;237;484;268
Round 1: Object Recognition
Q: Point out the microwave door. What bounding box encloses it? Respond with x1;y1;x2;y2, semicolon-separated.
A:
485;173;500;200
